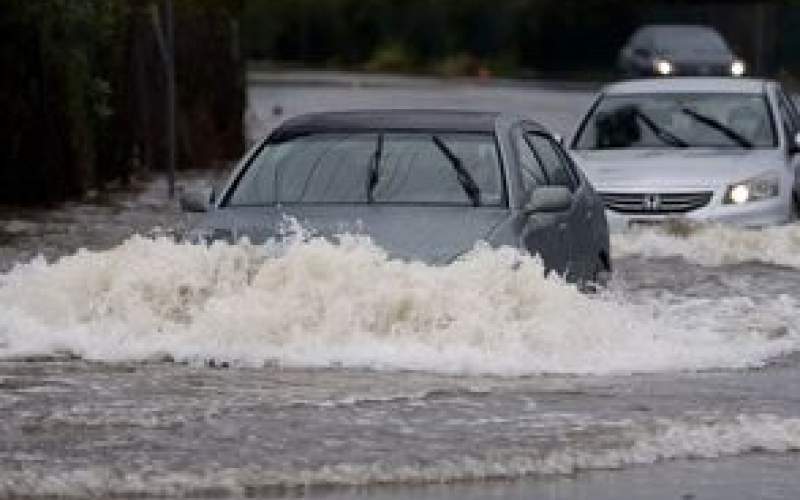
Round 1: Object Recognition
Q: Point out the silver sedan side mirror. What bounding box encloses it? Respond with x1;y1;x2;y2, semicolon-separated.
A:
792;132;800;154
179;187;214;212
524;186;573;213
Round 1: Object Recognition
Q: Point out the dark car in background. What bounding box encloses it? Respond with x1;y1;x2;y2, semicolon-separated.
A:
618;24;746;78
182;110;611;283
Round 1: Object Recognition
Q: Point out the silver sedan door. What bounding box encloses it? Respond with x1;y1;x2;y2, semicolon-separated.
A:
776;86;800;205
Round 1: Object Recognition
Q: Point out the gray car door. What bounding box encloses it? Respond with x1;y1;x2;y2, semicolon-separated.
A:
525;130;595;280
512;126;571;275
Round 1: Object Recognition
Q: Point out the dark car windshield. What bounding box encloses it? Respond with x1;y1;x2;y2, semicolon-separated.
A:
651;27;729;55
573;93;777;150
226;132;503;207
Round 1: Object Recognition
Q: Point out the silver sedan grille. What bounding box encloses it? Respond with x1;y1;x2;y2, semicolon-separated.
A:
599;191;714;214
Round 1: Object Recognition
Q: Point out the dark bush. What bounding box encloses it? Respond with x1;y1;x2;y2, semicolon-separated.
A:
0;0;244;205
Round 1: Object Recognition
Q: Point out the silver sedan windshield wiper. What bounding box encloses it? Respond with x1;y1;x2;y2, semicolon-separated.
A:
432;135;481;207
632;108;689;148
681;107;753;148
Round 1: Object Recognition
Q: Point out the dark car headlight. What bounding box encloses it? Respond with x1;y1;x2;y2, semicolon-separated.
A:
653;59;673;75
730;60;746;77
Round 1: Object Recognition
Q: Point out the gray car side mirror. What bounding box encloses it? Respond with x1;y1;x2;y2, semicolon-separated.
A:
524;186;573;213
179;187;214;212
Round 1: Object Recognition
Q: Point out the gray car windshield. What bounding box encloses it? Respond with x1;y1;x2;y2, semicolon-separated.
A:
227;132;503;207
574;93;777;150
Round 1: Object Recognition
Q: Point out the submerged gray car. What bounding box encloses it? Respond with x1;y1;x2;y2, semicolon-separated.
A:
183;110;611;282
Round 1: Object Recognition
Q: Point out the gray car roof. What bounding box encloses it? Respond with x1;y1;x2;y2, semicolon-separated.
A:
603;78;771;95
637;24;722;35
270;110;502;140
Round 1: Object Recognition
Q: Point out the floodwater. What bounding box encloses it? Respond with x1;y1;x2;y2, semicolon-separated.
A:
1;74;800;499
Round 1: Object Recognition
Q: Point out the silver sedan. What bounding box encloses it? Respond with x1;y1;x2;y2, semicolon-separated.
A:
569;78;800;232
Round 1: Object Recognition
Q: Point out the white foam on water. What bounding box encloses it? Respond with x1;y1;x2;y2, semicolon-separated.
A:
613;223;800;268
1;235;799;375
2;414;799;496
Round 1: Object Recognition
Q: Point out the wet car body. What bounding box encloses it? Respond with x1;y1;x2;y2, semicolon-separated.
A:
185;110;611;282
569;78;800;232
618;24;745;78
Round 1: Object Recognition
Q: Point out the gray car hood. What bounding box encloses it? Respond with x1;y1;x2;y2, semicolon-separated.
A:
571;148;785;190
195;205;511;264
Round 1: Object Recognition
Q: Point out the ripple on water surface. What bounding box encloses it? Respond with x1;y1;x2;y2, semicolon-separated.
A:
1;410;799;497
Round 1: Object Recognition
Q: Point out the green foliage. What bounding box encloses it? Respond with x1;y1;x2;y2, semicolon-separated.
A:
243;0;795;78
242;0;640;75
0;0;126;202
433;53;481;78
364;42;416;73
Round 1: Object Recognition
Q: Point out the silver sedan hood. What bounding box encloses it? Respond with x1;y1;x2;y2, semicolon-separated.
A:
571;148;785;190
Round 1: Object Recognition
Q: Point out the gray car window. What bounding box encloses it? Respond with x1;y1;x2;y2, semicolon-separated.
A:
373;133;502;206
514;132;548;192
226;143;281;206
527;133;576;191
228;133;376;205
279;134;375;203
227;132;503;206
629;28;652;50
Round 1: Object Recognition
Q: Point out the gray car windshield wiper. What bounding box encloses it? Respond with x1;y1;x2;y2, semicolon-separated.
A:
366;133;383;202
632;108;689;148
680;107;753;148
432;135;481;207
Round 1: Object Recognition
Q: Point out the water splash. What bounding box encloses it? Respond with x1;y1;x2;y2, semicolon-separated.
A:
1;234;798;374
613;224;800;268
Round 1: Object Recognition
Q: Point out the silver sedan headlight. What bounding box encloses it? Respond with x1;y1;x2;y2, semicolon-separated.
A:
723;171;780;205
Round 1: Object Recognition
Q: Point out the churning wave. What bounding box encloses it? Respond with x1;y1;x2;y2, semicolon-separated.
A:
613;223;800;268
1;234;799;375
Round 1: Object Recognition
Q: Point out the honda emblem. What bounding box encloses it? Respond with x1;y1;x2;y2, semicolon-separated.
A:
643;193;661;211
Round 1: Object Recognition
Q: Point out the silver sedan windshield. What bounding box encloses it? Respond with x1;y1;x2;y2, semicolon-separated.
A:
574;93;777;150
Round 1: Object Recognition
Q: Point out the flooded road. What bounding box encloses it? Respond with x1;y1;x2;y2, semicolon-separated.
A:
1;74;800;498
